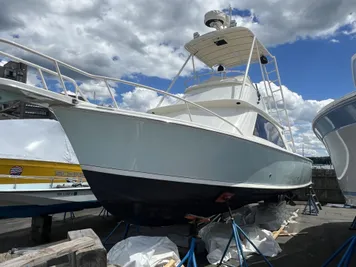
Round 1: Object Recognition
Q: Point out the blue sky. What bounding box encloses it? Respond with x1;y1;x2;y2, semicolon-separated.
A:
270;37;356;101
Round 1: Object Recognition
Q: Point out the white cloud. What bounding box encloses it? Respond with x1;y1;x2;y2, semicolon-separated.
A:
26;69;43;88
0;59;7;67
119;87;183;112
0;0;354;80
330;38;340;43
78;80;118;101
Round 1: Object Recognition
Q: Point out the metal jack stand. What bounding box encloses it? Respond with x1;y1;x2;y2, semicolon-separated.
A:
102;220;140;246
321;235;356;266
216;193;274;267
302;185;322;216
177;214;210;267
99;207;110;217
63;211;75;222
350;216;356;230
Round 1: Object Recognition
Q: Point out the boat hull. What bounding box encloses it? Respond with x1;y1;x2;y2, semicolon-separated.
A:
0;158;85;184
313;93;356;206
51;105;312;226
0;159;98;218
84;168;300;226
0;187;100;218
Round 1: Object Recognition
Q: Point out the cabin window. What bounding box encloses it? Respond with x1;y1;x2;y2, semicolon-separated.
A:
253;114;286;149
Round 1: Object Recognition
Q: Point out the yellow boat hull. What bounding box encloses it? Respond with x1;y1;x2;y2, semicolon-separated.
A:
0;158;85;184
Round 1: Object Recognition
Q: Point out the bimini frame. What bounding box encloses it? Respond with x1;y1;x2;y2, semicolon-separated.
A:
156;26;296;152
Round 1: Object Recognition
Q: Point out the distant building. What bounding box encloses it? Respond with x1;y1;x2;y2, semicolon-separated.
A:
0;101;56;120
307;156;332;165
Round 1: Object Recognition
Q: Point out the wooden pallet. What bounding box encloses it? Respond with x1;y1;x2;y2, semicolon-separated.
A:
0;228;107;267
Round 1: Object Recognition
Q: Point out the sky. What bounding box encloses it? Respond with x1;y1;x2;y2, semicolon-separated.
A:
0;0;356;156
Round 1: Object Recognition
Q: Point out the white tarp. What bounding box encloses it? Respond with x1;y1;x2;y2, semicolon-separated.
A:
232;202;294;231
107;236;181;267
198;202;297;265
0;119;79;164
199;222;281;265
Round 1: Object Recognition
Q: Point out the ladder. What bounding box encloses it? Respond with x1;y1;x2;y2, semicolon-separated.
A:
260;57;296;153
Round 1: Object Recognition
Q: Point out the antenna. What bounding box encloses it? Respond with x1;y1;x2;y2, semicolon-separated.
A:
229;4;232;23
352;53;356;88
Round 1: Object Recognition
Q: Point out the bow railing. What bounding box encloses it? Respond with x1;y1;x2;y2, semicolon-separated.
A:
0;38;244;135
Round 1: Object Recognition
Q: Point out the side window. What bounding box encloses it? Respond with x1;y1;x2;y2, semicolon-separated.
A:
253;114;286;149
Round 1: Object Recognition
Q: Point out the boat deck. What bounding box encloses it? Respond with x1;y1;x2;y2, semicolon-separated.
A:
0;203;355;266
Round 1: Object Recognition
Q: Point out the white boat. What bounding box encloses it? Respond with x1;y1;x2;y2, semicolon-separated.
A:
0;118;99;218
312;53;356;206
0;9;312;225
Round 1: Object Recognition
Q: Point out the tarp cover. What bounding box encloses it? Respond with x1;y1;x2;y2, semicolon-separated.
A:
0;119;79;164
107;236;181;267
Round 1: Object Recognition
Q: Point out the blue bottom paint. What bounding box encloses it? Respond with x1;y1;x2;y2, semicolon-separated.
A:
0;201;101;218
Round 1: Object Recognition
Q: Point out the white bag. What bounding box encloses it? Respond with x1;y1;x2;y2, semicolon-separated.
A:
107;236;181;267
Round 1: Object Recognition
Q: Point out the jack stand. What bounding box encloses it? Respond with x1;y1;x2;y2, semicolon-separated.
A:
102;220;140;245
302;185;321;216
99;207;110;217
350;216;356;230
321;235;356;266
63;211;75;222
216;193;274;267
177;214;209;267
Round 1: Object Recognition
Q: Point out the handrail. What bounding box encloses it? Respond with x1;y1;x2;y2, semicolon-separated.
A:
0;50;89;102
0;38;244;135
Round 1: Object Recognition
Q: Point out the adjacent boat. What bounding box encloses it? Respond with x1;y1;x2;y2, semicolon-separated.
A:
0;9;312;225
0;118;99;218
312;53;356;206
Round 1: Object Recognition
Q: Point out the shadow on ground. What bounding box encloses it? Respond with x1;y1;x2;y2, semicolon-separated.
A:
244;221;356;267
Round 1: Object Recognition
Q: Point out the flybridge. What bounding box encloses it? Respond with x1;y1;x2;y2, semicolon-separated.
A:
155;9;296;151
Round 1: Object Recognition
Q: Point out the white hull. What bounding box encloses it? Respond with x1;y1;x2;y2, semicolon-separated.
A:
52;105;312;189
313;92;356;206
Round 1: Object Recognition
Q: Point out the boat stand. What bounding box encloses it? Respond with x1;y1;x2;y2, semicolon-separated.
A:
215;193;274;267
102;220;140;246
98;207;110;218
177;214;210;267
302;185;322;216
321;235;356;266
63;211;75;222
350;216;356;230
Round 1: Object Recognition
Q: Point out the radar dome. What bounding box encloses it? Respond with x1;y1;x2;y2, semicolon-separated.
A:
204;10;229;30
